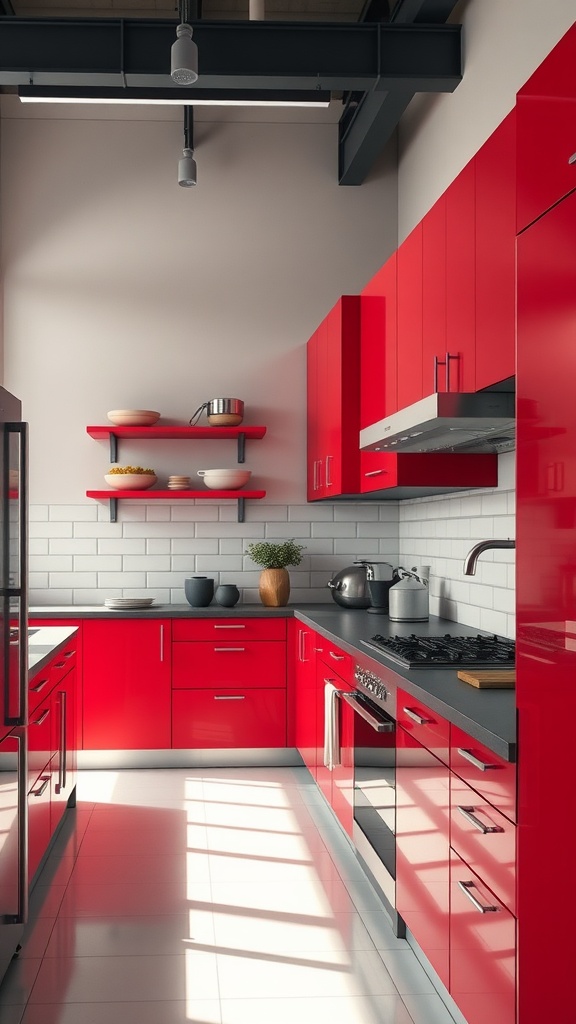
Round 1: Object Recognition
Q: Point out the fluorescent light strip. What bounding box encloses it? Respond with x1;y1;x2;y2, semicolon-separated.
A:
18;87;331;108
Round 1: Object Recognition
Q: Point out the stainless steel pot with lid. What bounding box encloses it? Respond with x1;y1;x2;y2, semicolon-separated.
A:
189;398;244;426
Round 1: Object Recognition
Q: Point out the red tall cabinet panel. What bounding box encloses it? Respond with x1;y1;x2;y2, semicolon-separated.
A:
422;195;447;396
516;190;576;1023
475;110;516;390
359;254;399;493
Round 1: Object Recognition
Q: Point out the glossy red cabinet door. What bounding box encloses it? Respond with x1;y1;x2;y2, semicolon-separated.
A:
475;110;516;390
172;641;286;689
450;775;516;916
306;296;360;500
422;195;447;396
50;666;78;836
517;23;576;230
450;725;516;824
82;619;171;749
359;264;400;493
445;159;476;392
293;624;318;778
172;688;286;748
396;222;423;410
450;850;516;1024
396;724;450;989
516;190;576;1024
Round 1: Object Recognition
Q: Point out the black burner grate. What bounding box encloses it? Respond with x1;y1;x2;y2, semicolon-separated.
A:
365;633;515;668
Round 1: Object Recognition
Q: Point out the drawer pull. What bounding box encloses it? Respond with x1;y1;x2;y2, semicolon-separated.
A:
457;747;497;772
31;708;50;727
313;647;324;652
213;624;246;629
329;651;345;661
54;661;65;669
364;469;384;477
31;775;50;798
63;650;75;658
457;805;504;834
213;647;246;653
30;677;49;693
569;152;576;165
457;880;499;914
403;706;430;726
213;695;246;701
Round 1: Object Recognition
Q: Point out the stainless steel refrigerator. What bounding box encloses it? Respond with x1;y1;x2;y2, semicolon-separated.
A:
0;387;29;985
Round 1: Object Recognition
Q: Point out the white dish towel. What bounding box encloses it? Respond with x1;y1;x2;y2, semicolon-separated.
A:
323;681;342;770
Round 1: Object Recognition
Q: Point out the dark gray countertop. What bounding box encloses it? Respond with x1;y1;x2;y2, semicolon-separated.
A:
29;603;516;762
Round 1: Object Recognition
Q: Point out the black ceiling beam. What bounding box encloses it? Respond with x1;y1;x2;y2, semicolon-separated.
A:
0;18;461;94
340;0;461;184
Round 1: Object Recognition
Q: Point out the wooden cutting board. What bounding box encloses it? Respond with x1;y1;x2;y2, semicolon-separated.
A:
457;669;516;688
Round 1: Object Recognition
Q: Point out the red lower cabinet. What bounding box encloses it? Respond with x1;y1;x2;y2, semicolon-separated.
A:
396;724;450;989
50;667;78;835
28;765;53;881
450;849;516;1024
172;688;286;748
82;619;171;749
293;623;318;778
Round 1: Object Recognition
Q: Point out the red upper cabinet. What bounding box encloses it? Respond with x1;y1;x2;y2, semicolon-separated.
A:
474;110;516;390
422;194;448;396
396;222;423;411
445;159;476;392
517;23;576;231
306;296;360;500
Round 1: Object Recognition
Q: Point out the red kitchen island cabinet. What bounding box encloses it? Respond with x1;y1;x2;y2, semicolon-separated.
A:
82;619;172;750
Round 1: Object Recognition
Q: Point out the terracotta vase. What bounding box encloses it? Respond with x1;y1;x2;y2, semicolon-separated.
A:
259;567;290;607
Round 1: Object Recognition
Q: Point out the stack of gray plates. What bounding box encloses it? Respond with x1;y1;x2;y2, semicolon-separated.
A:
104;598;155;610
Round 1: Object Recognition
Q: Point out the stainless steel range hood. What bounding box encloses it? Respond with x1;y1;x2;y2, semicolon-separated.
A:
359;392;516;455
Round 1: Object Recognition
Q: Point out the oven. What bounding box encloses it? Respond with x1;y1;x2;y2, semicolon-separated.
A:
330;654;402;932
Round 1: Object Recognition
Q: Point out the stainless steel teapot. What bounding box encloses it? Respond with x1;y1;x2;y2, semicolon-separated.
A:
327;561;395;609
388;568;429;622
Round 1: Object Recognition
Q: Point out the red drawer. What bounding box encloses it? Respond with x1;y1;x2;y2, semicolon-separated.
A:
50;641;77;686
451;776;516;915
172;641;286;689
451;726;516;823
318;643;353;683
28;664;53;715
450;849;516;1024
172;688;287;748
172;618;287;642
398;689;450;765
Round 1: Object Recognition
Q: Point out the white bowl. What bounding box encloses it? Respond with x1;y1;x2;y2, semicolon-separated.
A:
107;410;161;426
197;469;251;490
104;473;157;490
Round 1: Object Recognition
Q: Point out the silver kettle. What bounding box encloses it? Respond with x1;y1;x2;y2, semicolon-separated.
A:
327;561;393;609
388;568;429;622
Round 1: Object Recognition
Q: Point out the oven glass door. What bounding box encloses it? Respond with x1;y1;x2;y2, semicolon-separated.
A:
343;692;396;883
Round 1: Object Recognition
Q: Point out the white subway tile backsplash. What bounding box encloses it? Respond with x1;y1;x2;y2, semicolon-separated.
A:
50;538;98;554
31;468;515;627
74;555;122;572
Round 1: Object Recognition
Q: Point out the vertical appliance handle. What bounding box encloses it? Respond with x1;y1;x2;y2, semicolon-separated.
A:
2;422;29;727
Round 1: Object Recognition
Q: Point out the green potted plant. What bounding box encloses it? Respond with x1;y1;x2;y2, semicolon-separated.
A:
245;539;306;607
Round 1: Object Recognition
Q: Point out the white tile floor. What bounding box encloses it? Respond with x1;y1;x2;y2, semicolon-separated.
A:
0;767;461;1024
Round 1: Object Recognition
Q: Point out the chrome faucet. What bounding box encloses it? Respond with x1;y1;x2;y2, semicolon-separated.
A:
463;539;515;576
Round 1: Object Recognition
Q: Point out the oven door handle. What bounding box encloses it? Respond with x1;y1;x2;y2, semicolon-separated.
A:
341;692;395;733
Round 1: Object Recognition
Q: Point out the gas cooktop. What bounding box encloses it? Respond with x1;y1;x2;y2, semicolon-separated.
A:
360;632;515;669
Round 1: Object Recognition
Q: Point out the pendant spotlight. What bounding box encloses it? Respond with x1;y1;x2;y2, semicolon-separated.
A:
171;0;198;86
178;106;197;187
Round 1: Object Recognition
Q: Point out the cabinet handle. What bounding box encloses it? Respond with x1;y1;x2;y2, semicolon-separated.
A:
568;152;576;165
325;455;333;488
298;628;309;663
364;470;384;477
30;677;50;693
58;690;67;792
64;650;75;658
433;354;443;392
313;460;318;491
402;706;430;725
446;352;459;391
31;708;50;727
213;695;246;700
314;647;324;652
214;624;245;629
31;775;50;798
329;651;345;661
457;747;497;772
457;880;499;914
214;647;246;652
457;805;504;834
159;624;164;662
54;661;65;669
